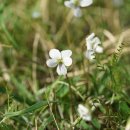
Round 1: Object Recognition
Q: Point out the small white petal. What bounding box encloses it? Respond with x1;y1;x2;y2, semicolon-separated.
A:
93;37;103;53
82;114;91;121
86;33;95;42
80;0;93;7
86;40;93;50
78;104;91;121
95;46;103;53
49;49;61;59
94;37;101;45
85;50;95;61
56;64;67;75
78;104;89;114
64;1;74;8
61;50;72;58
46;59;57;68
63;57;72;66
73;7;82;17
86;33;95;50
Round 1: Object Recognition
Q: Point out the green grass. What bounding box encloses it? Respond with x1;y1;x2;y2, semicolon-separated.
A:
0;0;130;129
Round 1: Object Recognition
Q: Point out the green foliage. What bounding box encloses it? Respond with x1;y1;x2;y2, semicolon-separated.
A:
92;118;101;129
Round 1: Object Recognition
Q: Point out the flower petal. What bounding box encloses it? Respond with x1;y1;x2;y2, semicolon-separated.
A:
82;114;92;121
73;7;82;17
86;33;95;42
63;57;72;66
85;50;95;61
64;1;74;8
95;46;103;53
94;37;101;45
86;33;95;50
46;59;57;68
86;40;93;50
80;0;93;7
93;37;102;52
49;49;61;59
78;104;89;114
56;64;67;75
61;50;72;58
78;104;91;121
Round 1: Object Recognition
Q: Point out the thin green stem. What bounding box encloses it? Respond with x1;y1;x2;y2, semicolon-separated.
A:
45;93;60;130
66;74;74;130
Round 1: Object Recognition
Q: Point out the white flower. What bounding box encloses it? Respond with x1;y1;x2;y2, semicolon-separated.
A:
77;104;91;121
85;50;95;61
64;0;93;17
85;33;103;61
126;118;130;130
46;49;72;75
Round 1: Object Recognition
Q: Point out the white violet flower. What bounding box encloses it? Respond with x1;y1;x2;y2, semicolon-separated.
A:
64;0;93;17
46;49;72;75
77;104;92;121
85;33;103;61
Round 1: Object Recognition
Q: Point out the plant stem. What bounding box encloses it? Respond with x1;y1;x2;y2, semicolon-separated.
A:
66;74;74;129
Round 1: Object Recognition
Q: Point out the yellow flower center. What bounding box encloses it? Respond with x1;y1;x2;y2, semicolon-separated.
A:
57;58;63;64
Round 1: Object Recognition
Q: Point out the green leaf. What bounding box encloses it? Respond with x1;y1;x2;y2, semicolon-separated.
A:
56;84;69;98
79;120;90;129
92;118;101;129
0;87;6;93
119;101;130;118
11;76;34;101
0;123;13;130
99;105;106;114
1;22;18;49
39;115;54;130
4;101;49;118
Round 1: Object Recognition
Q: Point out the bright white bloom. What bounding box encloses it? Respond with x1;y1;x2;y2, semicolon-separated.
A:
77;104;91;121
85;33;103;61
126;118;130;130
64;0;93;17
46;49;72;75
